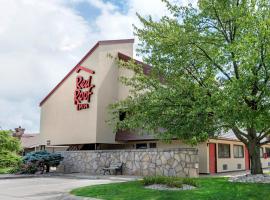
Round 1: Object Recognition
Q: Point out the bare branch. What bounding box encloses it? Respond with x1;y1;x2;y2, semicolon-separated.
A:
193;44;232;81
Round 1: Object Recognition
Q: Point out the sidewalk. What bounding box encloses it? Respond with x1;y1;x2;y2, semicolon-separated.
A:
200;168;270;177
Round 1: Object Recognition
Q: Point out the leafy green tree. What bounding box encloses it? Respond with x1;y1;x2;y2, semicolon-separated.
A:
110;0;270;174
0;130;22;168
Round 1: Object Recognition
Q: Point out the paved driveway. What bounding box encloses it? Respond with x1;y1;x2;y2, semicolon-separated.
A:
0;176;135;200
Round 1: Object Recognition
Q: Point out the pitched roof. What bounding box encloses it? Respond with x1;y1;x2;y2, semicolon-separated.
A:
20;134;42;148
39;39;134;106
118;52;152;75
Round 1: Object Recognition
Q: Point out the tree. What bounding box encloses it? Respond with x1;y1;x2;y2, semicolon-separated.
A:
0;130;22;168
110;0;270;174
22;151;63;174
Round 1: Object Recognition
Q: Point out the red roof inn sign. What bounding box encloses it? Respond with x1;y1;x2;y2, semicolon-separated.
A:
74;66;95;111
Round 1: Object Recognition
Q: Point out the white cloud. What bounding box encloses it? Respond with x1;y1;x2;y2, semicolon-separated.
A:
0;0;93;132
0;0;197;132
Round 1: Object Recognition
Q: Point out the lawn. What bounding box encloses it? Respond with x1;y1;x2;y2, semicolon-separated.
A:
71;177;270;200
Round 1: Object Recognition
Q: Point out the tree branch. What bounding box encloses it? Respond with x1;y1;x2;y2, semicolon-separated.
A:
232;127;249;144
212;6;230;43
193;44;232;81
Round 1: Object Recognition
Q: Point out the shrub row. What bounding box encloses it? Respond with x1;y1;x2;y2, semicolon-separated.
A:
142;176;198;188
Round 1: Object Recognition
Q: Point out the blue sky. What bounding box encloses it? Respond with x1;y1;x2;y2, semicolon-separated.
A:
0;0;196;132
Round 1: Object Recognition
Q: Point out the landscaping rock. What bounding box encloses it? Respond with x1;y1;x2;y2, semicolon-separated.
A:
145;184;196;191
229;174;270;183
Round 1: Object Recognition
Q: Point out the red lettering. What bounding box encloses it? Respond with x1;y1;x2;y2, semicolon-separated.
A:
76;76;93;89
74;74;95;110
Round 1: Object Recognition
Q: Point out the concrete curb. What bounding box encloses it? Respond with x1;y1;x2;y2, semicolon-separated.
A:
0;174;49;179
0;173;140;180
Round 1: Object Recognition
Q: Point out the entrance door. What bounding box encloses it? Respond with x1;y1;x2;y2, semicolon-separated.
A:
245;146;250;170
209;143;217;174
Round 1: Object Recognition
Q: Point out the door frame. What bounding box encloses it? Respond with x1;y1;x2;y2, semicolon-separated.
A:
209;143;217;174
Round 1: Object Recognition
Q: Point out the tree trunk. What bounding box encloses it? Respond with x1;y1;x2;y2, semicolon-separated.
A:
247;141;263;174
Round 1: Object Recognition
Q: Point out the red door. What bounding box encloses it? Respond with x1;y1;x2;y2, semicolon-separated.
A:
245;146;250;170
209;143;217;174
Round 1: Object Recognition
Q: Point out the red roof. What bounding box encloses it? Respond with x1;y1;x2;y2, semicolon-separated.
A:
39;39;134;106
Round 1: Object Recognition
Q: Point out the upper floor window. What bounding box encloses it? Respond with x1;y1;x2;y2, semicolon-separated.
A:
119;111;126;121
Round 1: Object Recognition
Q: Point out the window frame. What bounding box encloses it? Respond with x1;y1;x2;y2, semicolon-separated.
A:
136;143;147;149
149;143;157;148
233;145;244;158
218;143;231;159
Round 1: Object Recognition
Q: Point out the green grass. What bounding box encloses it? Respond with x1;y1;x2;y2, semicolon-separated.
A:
0;167;12;174
71;177;270;200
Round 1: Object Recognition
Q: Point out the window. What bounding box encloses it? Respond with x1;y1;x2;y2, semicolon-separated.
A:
218;143;230;158
266;148;270;157
233;145;244;158
260;147;264;158
136;143;147;149
149;143;156;148
119;111;126;121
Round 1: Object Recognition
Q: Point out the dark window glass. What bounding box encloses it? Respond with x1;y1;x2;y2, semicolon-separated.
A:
119;111;126;121
136;143;147;149
233;145;244;158
218;144;230;158
149;143;156;148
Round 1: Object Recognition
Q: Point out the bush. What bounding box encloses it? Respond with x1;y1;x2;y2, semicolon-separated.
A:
19;163;39;174
21;151;63;174
142;176;198;188
0;151;22;168
0;130;22;169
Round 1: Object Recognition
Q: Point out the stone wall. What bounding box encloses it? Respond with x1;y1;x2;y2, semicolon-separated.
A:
57;148;199;177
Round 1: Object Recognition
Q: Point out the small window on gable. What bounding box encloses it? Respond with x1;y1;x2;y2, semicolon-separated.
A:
119;111;126;121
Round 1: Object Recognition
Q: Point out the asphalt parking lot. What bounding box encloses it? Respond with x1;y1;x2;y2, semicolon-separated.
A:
0;176;134;200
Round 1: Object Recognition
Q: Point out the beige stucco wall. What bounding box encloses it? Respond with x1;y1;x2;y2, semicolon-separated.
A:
209;139;246;173
197;143;209;174
95;43;133;143
40;41;133;145
207;139;270;172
